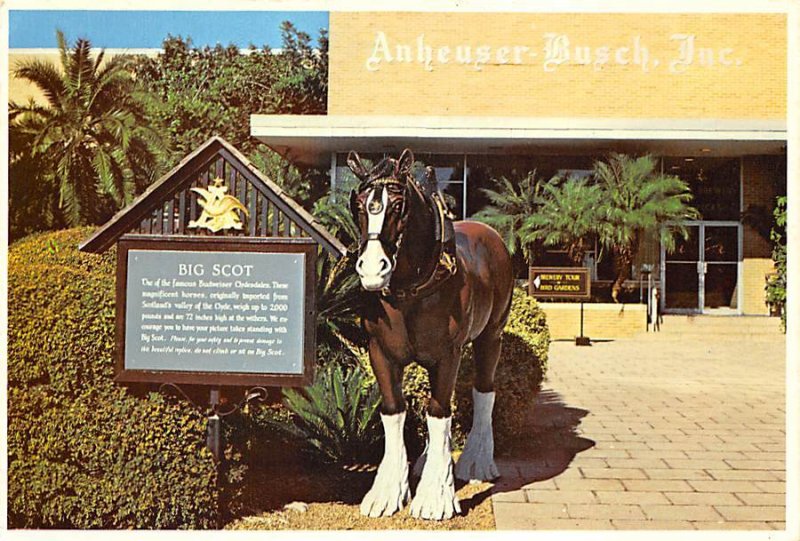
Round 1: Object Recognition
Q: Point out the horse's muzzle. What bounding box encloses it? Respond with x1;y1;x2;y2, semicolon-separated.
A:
356;241;393;291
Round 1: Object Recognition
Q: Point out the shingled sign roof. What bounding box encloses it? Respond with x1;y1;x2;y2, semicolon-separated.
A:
79;136;346;257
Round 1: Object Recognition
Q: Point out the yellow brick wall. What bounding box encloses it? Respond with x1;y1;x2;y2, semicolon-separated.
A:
742;259;775;316
329;12;786;119
741;155;783;315
539;303;647;340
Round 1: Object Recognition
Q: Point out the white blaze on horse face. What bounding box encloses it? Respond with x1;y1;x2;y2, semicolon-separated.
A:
356;187;394;291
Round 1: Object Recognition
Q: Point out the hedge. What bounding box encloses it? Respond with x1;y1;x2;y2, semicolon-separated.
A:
8;228;241;529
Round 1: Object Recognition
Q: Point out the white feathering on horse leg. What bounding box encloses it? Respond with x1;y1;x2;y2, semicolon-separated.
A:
360;411;410;517
409;415;461;520
454;388;500;482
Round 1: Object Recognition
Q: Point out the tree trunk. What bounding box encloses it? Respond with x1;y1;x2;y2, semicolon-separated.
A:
611;248;633;303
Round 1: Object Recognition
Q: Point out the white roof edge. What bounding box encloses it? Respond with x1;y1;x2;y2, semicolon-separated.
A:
251;115;787;141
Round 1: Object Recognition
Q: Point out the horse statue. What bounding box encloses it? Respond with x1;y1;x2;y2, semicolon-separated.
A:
347;149;514;520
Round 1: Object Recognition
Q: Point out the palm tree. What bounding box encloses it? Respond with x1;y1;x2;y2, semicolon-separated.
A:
521;175;602;266
472;171;545;267
594;153;699;303
9;30;163;226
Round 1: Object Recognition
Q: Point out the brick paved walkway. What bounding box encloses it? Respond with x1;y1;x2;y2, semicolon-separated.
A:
491;319;786;530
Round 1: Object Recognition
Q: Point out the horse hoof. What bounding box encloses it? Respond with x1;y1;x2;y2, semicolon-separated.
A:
359;483;410;518
454;452;500;482
409;490;461;521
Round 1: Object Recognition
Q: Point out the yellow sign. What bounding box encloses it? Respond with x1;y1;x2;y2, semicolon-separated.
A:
329;12;786;119
188;178;249;233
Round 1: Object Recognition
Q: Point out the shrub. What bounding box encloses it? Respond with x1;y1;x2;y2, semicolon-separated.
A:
765;196;786;331
403;288;550;453
8;228;240;528
268;361;383;464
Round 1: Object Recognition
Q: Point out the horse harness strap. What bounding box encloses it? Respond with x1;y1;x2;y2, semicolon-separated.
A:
388;191;457;301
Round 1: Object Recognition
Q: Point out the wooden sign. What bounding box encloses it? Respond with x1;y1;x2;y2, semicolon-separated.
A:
80;137;346;388
529;266;591;300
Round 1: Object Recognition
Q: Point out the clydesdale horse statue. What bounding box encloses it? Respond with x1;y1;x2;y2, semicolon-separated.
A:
347;149;514;520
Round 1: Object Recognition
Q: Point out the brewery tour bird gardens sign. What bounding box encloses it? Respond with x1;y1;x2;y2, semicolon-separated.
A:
79;136;346;459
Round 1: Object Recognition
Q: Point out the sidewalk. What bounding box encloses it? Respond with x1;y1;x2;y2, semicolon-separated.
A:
491;320;786;530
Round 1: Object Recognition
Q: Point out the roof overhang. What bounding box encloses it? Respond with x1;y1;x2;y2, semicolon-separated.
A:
251;115;787;168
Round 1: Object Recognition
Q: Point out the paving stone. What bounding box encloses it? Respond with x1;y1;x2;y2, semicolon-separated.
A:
492;489;527;503
707;469;781;481
567;504;645;520
724;460;785;471
580;447;630;458
530;518;614;530
553;478;626;491
691;521;769;530
715;506;785;522
625;449;689;459
595;490;670;505
580;468;647;480
733;493;785;506
753;481;785;493
605;458;669;469
688;480;761;493
524;490;597;504
664;492;741;506
641;505;724;522
665;458;732;470
493;502;569;529
612;519;695;530
645;469;713;480
622;480;695;492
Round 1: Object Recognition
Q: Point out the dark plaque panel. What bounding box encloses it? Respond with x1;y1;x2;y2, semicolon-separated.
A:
529;266;591;300
126;250;305;374
116;236;316;386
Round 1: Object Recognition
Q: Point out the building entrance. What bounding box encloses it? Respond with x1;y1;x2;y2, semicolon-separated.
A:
662;222;741;314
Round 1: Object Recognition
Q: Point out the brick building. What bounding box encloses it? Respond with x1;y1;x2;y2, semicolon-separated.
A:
252;11;787;316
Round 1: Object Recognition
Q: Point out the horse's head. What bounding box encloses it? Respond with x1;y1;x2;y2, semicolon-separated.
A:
347;149;421;292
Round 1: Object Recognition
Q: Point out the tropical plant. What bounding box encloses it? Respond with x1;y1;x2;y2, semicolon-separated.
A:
472;170;545;267
312;174;367;352
132;22;327;159
521;175;603;266
593;153;699;302
268;362;383;464
765;195;787;331
9;30;163;227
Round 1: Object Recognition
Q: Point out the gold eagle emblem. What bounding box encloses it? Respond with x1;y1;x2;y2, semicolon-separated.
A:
188;177;249;233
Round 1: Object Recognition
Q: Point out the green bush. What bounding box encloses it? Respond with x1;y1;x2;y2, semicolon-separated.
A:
268;361;383;464
765;196;786;331
403;288;550;453
8;228;241;528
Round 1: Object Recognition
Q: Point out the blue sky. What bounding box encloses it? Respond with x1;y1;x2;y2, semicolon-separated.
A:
9;10;329;49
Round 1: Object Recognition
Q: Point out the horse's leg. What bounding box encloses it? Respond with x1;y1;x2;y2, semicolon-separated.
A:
409;353;462;520
360;338;410;518
454;327;502;482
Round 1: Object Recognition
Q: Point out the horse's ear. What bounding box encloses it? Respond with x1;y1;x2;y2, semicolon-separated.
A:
347;151;368;180
422;165;438;196
397;148;415;177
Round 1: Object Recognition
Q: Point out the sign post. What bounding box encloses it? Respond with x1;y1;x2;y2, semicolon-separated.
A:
529;266;592;346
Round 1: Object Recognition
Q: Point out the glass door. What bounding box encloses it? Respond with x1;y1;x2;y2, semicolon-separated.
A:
664;225;701;312
662;222;741;314
703;225;740;313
